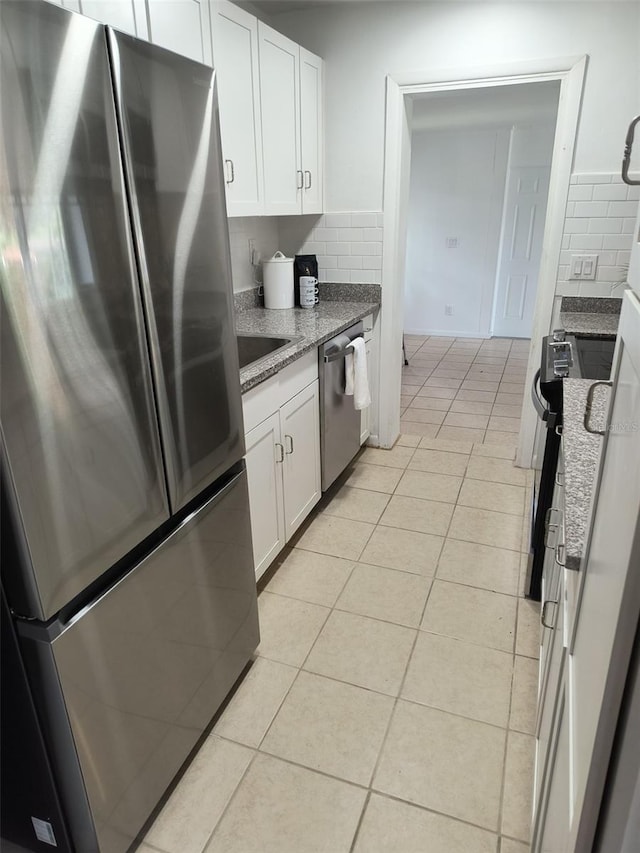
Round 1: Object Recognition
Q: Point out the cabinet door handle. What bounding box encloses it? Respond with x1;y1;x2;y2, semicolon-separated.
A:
275;442;284;463
284;434;294;455
584;381;612;435
541;600;558;629
304;170;311;189
296;170;304;190
225;159;235;185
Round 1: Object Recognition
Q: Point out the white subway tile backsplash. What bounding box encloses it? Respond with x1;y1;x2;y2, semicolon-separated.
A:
351;242;382;255
318;255;338;269
622;218;636;233
592;183;629;201
300;242;326;255
597;266;627;282
563;219;590;234
325;241;351;255
597;251;618;267
351;213;378;227
604;234;634;250
576;173;612;184
569;234;603;250
338;255;363;269
338;228;363;242
587;217;623;234
362;255;383;270
608;200;639;217
617;250;631;266
572;201;610;217
313;228;338;241
568;184;593;201
324;213;352;228
363;227;384;241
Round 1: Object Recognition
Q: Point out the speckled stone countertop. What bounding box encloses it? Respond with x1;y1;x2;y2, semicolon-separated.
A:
562;378;611;570
560;312;620;338
236;301;379;392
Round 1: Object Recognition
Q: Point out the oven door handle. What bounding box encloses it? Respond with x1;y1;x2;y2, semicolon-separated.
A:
323;336;363;363
531;369;550;422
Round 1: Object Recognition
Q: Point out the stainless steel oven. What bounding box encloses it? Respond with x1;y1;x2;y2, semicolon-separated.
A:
319;321;364;491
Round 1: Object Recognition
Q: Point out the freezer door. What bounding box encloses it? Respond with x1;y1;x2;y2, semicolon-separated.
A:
0;2;169;621
25;468;259;853
109;31;245;513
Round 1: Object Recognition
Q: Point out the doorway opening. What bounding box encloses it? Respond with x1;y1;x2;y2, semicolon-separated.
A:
378;57;587;466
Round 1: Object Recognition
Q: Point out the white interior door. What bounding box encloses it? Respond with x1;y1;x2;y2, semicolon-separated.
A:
492;165;550;338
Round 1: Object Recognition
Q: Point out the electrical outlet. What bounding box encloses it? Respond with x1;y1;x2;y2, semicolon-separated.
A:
445;304;454;316
570;254;598;281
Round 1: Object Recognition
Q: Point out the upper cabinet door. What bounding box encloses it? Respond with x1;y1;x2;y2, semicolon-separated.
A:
258;22;301;215
78;0;141;35
210;1;264;216
299;48;323;214
146;0;212;64
110;30;245;513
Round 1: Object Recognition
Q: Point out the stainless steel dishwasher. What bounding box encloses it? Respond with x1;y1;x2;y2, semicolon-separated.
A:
319;321;364;491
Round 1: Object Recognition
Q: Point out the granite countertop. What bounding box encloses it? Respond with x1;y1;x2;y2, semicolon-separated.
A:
562;378;611;570
560;311;620;338
236;300;379;392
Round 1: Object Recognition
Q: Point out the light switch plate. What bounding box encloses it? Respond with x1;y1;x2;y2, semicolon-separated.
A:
570;254;598;280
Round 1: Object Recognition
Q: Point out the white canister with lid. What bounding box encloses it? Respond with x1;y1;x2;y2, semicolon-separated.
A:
262;251;294;309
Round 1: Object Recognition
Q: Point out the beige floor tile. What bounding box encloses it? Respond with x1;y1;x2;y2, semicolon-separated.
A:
406;395;452;411
261;671;394;785
145;736;253;853
400;394;415;408
431;367;469;379
484;430;520;448
265;549;355;607
257;592;330;667
403;407;446;424
436;538;520;596
437;425;487;444
421;580;517;652
416;385;458;399
304;609;416;695
448;505;523;552
474;356;507;365
443;411;490;429
516;598;541;659
379;494;454;536
206;753;366;853
500;838;529;853
396;433;421;447
400;420;441;437
423;376;463;389
492;404;523;418
359;526;443;577
410;448;470;476
472;442;516;460
465;456;528;487
295;514;375;560
488;416;521;433
346;462;404;494
418;436;473;454
395;468;462;504
466;368;504;379
359;445;415;468
502;732;535;841
336;562;431;627
450;399;494;415
510;655;539;735
402;632;513;727
455;388;497;403
461;379;500;392
495;392;524;406
499;382;525;395
457;479;525;517
402;384;422;396
374;700;506;831
322;485;390;524
353;793;498;853
213;658;297;748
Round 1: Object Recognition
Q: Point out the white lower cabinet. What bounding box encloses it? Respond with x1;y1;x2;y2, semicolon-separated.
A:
243;352;321;580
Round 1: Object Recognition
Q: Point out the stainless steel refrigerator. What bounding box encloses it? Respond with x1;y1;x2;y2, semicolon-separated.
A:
0;2;259;851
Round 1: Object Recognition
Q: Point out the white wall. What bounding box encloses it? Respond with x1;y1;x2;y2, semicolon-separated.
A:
273;1;640;211
404;127;510;336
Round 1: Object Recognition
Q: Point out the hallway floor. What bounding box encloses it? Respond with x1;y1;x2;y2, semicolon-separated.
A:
142;434;539;853
401;335;530;443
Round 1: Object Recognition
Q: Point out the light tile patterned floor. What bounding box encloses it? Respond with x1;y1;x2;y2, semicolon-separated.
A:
143;436;540;853
401;334;530;444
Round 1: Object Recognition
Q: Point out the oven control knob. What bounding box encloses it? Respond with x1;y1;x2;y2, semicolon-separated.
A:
552;328;566;342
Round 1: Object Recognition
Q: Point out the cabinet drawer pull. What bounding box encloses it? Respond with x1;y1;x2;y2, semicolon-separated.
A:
555;470;564;487
304;170;311;189
541;599;558;629
225;159;235;185
284;434;294;455
275;442;284;463
555;543;566;568
296;170;304;190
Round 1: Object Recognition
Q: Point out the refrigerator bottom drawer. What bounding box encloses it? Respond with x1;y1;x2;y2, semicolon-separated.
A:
25;469;259;853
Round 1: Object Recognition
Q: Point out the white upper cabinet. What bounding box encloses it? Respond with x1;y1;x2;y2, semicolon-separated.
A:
80;0;143;36
258;22;323;215
258;22;301;215
147;0;212;64
299;47;323;213
210;1;264;216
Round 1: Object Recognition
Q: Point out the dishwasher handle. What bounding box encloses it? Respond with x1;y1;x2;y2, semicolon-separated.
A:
323;335;363;363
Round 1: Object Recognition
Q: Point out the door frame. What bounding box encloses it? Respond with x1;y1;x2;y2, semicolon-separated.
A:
378;55;587;467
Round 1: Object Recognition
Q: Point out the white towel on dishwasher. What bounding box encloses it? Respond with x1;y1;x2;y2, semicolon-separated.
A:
345;336;371;410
